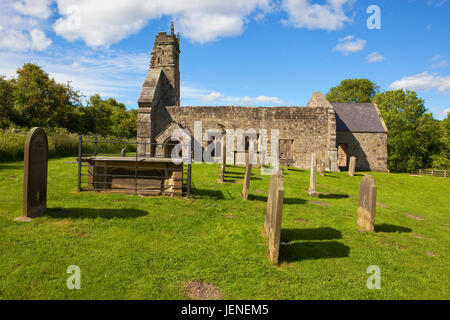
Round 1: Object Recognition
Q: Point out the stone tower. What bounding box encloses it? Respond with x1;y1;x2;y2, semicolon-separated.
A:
149;21;180;106
137;22;181;155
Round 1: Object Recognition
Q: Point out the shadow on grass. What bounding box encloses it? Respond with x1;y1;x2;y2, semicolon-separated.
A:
248;194;307;205
223;178;238;183
0;163;23;170
281;227;343;242
280;241;350;263
322;174;340;179
45;207;148;219
225;172;244;177
285;168;305;173
225;172;262;181
319;193;350;199
375;224;412;233
191;188;225;199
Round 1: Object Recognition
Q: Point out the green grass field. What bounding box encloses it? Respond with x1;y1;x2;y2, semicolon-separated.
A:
0;158;449;300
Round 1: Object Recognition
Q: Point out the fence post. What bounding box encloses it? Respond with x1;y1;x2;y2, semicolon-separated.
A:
77;135;82;192
135;141;138;194
94;136;98;157
187;163;191;199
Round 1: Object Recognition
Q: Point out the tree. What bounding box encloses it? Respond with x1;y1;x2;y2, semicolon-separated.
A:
0;76;16;128
431;113;450;169
12;63;81;128
82;94;114;136
374;90;442;171
326;79;379;103
81;95;137;137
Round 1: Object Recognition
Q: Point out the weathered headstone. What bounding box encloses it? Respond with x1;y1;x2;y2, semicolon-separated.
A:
348;156;356;176
220;135;226;182
242;153;252;200
326;157;332;172
15;128;48;222
264;172;275;235
308;154;319;197
320;159;325;176
264;168;284;265
357;175;377;232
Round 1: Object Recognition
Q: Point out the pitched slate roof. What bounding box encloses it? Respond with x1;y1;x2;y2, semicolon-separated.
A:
332;103;387;133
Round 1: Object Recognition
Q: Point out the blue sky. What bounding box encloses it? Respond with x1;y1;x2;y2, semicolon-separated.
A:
0;0;449;119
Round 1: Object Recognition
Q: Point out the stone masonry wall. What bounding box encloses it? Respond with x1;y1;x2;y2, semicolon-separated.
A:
336;131;388;172
151;106;332;169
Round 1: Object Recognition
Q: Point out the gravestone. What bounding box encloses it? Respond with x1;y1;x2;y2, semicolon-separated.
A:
242;153;252;200
348;156;356;176
264;172;275;235
357;175;377;232
308;154;319;197
220;135;226;182
320;159;325;176
264;168;284;265
15;128;48;222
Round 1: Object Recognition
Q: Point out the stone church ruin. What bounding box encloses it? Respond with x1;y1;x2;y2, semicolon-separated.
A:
137;23;388;172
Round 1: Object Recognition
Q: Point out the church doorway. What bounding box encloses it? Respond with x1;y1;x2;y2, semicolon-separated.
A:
337;143;349;170
164;138;181;158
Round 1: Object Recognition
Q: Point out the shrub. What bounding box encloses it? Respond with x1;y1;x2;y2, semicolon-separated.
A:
0;128;136;162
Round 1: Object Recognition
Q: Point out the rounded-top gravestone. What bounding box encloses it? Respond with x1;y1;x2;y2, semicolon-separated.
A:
15;127;48;222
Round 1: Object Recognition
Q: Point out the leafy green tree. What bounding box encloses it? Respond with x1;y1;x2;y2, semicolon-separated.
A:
374;90;442;171
82;94;114;136
81;95;136;138
0;76;16;128
12;63;81;128
326;79;380;103
431;113;450;169
2;63;137;138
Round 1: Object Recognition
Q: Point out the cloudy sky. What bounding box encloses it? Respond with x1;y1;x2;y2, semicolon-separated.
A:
0;0;449;119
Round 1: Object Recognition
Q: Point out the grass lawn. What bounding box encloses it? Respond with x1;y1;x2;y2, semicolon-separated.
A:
0;158;449;300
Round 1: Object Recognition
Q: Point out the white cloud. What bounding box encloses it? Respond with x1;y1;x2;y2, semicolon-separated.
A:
52;0;273;47
0;28;51;51
389;72;450;93
30;29;52;50
439;107;450;117
240;95;283;105
430;55;448;69
333;35;366;55
0;1;52;52
427;0;448;7
366;52;385;63
12;0;53;19
200;92;226;103
0;29;31;51
182;84;283;106
281;0;354;30
0;49;149;101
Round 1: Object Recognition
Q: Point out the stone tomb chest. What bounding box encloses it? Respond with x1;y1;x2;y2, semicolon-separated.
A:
83;157;184;196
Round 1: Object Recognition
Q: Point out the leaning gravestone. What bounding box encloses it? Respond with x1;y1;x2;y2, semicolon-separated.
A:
320;159;325;176
242;153;252;200
308;154;319;197
357;175;377;232
15;128;48;222
264;171;276;235
264;168;284;265
348;156;357;176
